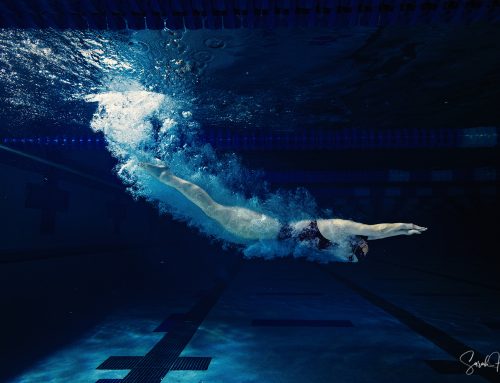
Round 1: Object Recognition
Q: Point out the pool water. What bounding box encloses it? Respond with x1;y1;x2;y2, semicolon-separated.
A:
1;20;499;383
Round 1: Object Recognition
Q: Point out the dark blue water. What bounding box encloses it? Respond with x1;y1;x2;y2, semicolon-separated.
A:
1;24;499;382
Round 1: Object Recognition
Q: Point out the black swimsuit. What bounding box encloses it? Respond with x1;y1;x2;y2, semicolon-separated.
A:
278;220;333;250
278;220;368;260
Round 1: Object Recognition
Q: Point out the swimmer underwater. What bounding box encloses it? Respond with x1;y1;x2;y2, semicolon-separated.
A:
140;162;427;263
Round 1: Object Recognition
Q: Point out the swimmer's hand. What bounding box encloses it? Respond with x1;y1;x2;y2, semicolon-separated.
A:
364;222;427;240
399;223;427;235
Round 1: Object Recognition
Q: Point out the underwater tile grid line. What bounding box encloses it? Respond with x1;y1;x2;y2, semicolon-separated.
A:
1;0;499;29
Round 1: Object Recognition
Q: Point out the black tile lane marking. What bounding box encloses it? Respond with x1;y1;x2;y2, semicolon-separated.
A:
320;265;499;382
98;357;142;370
252;319;353;327
153;313;188;332
170;357;212;370
95;262;241;383
97;356;211;371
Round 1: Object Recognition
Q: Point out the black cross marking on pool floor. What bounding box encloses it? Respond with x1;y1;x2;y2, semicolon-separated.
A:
95;266;239;383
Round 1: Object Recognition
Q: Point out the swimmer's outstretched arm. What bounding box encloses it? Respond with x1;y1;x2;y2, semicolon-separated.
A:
317;219;427;241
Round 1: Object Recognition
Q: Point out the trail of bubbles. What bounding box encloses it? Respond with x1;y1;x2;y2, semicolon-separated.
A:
0;28;354;262
85;88;355;263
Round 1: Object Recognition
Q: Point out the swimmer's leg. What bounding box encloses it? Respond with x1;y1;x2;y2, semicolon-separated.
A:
317;219;427;241
141;163;281;240
141;163;217;215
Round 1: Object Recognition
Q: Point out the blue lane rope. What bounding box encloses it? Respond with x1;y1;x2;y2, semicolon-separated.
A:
1;127;497;149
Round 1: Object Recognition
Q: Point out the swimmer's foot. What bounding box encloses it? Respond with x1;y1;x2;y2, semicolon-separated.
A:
139;161;172;179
